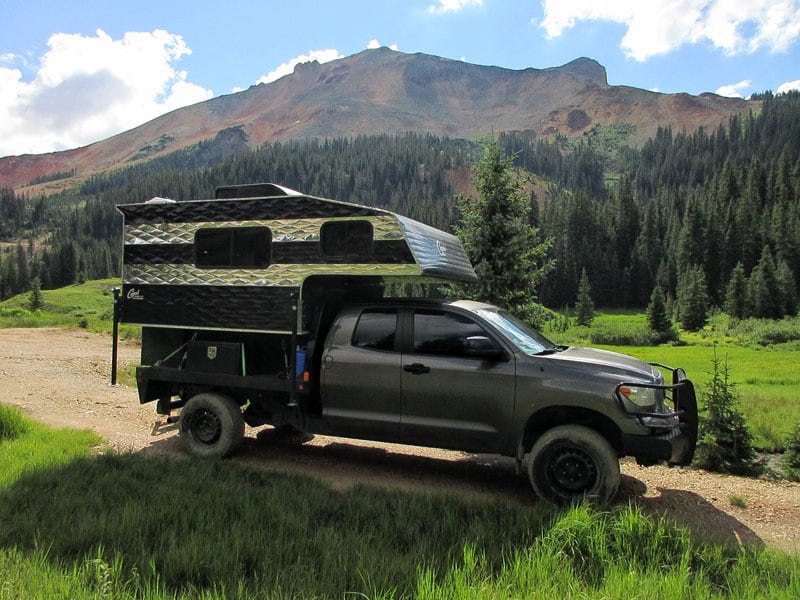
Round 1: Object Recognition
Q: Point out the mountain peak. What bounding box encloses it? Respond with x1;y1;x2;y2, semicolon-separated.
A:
559;57;607;85
0;49;751;193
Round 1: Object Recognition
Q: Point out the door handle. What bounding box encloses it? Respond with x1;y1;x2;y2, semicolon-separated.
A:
403;362;430;375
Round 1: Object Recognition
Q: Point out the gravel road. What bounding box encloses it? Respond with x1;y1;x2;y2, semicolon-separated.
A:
1;327;797;553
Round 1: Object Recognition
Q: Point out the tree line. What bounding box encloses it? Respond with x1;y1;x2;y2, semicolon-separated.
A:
1;92;798;325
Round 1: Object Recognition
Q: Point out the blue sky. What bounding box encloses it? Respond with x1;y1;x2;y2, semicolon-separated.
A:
2;0;799;158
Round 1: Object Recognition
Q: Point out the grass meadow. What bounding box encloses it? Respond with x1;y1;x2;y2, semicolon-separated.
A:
0;278;139;338
1;405;799;599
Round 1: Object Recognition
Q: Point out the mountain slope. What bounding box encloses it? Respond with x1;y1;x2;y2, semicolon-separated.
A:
0;48;752;192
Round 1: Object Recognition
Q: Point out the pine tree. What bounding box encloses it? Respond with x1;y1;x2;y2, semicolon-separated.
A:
574;268;594;326
747;246;781;319
677;195;706;275
454;139;554;324
14;242;30;293
723;262;749;319
677;265;709;331
646;285;676;342
775;258;799;316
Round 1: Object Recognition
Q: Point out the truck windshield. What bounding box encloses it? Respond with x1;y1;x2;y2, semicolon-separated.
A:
475;308;558;356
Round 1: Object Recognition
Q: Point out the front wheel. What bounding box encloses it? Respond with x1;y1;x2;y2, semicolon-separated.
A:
179;392;244;458
528;425;620;505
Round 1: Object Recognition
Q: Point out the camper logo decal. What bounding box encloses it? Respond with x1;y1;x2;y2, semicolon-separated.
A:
126;288;144;301
207;346;218;360
436;240;448;257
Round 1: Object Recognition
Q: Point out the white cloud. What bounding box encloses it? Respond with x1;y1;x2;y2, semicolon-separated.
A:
428;0;483;15
367;39;399;51
716;79;751;97
777;79;800;93
0;29;212;157
540;0;800;61
255;49;344;85
255;41;400;88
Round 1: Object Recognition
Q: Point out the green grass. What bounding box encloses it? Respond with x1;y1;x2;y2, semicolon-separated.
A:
0;278;138;338
1;405;798;599
0;407;102;489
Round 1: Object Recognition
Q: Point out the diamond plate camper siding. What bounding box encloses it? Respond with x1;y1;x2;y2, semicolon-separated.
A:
116;188;476;333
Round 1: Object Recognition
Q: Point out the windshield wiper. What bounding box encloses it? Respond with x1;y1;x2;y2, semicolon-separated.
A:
535;345;568;356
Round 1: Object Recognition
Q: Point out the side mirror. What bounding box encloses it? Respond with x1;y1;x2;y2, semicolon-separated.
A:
464;336;509;361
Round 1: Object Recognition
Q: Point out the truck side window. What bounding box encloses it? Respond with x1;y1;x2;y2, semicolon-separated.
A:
413;310;487;356
195;226;271;268
321;220;373;258
352;309;397;351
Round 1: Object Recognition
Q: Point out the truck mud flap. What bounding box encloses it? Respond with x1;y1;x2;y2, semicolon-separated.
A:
669;369;697;466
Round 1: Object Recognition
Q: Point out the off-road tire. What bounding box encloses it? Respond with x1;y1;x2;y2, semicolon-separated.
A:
528;424;620;505
179;392;244;458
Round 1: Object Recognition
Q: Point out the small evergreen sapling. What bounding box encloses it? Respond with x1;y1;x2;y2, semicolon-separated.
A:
574;269;594;327
695;353;757;475
27;277;44;312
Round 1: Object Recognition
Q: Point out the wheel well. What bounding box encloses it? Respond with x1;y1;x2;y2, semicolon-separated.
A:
520;406;623;456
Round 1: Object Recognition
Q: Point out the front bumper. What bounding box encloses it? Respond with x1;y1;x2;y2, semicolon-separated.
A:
622;426;695;466
617;366;698;467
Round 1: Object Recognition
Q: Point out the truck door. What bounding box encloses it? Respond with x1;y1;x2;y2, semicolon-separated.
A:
321;307;402;442
400;308;515;453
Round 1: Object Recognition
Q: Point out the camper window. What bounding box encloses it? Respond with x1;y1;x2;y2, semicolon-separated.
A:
321;220;373;258
195;226;272;268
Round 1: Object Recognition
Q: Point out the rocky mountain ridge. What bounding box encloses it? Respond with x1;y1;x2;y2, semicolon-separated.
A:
0;48;752;193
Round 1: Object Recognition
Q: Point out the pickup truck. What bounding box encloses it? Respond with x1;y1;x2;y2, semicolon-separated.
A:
116;183;697;505
133;297;696;505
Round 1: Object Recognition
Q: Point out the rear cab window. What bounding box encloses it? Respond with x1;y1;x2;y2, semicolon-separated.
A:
352;308;398;351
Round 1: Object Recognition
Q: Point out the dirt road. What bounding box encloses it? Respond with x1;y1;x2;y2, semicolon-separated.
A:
1;327;798;553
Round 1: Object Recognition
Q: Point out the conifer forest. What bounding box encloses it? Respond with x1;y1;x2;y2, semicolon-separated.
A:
1;91;798;322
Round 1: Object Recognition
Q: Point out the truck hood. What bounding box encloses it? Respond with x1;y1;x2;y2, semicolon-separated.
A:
546;346;658;381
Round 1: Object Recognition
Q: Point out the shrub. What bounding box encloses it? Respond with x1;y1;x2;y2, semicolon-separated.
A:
694;353;758;475
0;307;32;318
547;307;573;334
748;319;800;346
589;322;656;346
782;421;800;481
0;404;29;441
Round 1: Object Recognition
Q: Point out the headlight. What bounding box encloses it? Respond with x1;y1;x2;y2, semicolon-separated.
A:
619;385;658;409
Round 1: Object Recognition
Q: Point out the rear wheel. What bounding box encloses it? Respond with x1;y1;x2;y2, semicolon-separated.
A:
179;392;244;458
528;425;620;505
